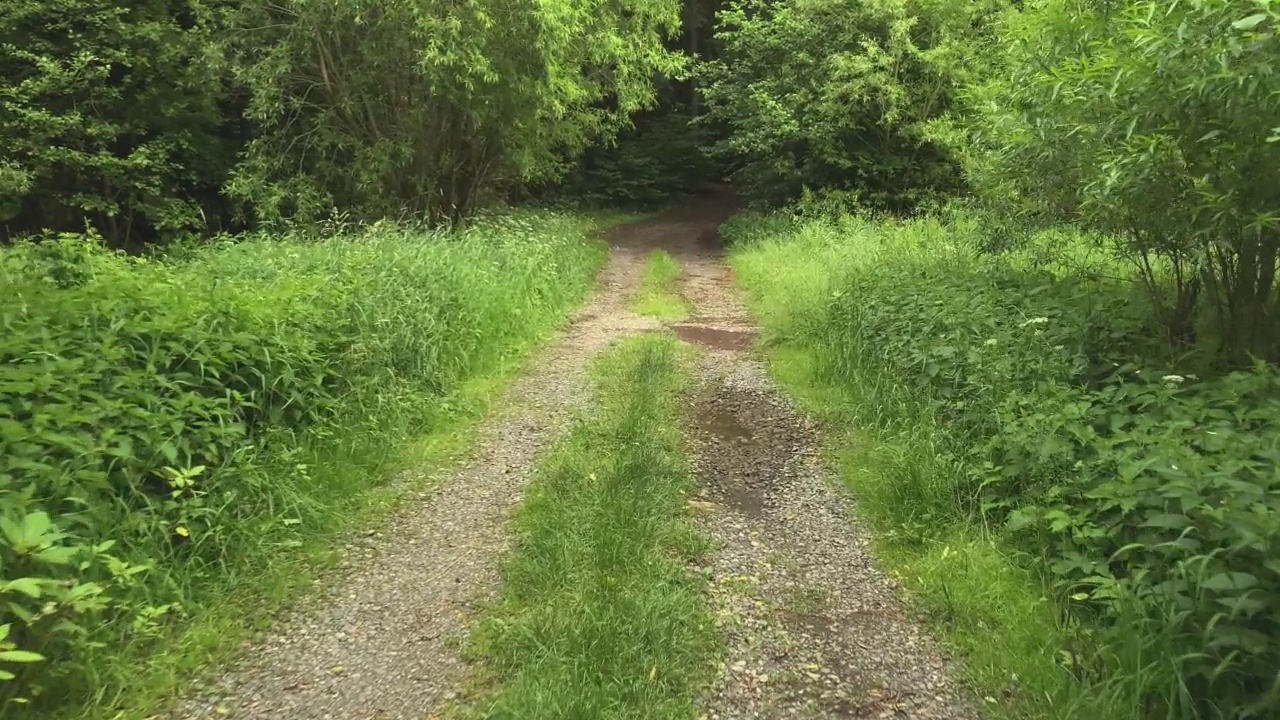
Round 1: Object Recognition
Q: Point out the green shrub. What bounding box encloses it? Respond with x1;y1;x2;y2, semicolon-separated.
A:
0;0;685;245
954;0;1280;364
229;0;684;227
729;211;1280;719
0;212;605;711
698;0;996;210
0;0;236;244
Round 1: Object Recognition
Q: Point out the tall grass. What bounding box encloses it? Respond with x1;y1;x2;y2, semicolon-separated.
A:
633;249;689;319
464;333;716;719
0;212;608;717
726;210;1280;720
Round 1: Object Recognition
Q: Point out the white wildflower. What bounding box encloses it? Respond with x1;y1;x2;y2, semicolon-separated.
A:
984;338;998;346
1162;374;1185;384
1020;317;1049;327
1053;345;1065;351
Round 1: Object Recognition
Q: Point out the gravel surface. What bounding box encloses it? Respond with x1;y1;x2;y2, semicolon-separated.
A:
170;200;731;720
672;220;978;720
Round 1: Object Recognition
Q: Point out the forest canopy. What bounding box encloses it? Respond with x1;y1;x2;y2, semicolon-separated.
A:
0;0;685;243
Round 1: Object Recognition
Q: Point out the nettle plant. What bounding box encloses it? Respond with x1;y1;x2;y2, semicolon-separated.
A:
0;511;147;695
967;0;1280;365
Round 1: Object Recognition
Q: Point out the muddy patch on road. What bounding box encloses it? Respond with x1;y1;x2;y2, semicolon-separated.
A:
687;385;804;519
674;191;977;719
672;323;757;351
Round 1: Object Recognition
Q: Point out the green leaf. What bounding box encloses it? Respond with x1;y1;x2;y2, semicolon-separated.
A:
1232;14;1267;30
1004;509;1038;533
5;605;32;624
1201;572;1257;592
0;650;45;663
1;579;43;599
1142;513;1191;529
34;545;78;565
20;512;50;542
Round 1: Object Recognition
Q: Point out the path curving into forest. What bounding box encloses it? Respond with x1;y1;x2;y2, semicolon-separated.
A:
174;190;973;720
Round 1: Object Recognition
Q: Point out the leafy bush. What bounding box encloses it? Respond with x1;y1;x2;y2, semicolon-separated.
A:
0;0;237;244
229;0;685;227
0;0;684;244
955;0;1280;364
729;211;1280;719
698;0;995;210
0;213;605;711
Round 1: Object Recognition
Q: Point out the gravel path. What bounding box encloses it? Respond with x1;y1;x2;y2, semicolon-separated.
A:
170;191;974;720
668;218;979;720
171;203;728;720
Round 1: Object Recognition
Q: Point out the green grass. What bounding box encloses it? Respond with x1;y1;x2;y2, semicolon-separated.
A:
725;212;1126;720
463;333;716;719
0;211;617;717
633;249;689;319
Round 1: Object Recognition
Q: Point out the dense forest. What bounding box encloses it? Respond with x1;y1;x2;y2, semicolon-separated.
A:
2;0;1277;718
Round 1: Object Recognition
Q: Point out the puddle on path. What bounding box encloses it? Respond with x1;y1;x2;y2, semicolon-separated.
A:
688;388;796;518
673;323;757;351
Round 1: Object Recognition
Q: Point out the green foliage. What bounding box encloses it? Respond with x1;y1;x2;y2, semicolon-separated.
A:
0;0;684;244
729;210;1280;719
0;212;605;712
0;0;237;244
465;334;714;718
956;0;1280;363
698;0;996;210
228;0;685;227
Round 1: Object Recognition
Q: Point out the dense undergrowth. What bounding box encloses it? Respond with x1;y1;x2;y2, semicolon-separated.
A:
0;212;606;714
464;334;714;718
727;211;1280;720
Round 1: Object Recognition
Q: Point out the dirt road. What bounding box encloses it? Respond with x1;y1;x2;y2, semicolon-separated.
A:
176;190;973;720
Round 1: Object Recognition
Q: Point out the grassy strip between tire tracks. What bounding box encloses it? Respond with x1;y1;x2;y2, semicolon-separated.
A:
633;249;689;319
462;333;716;719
